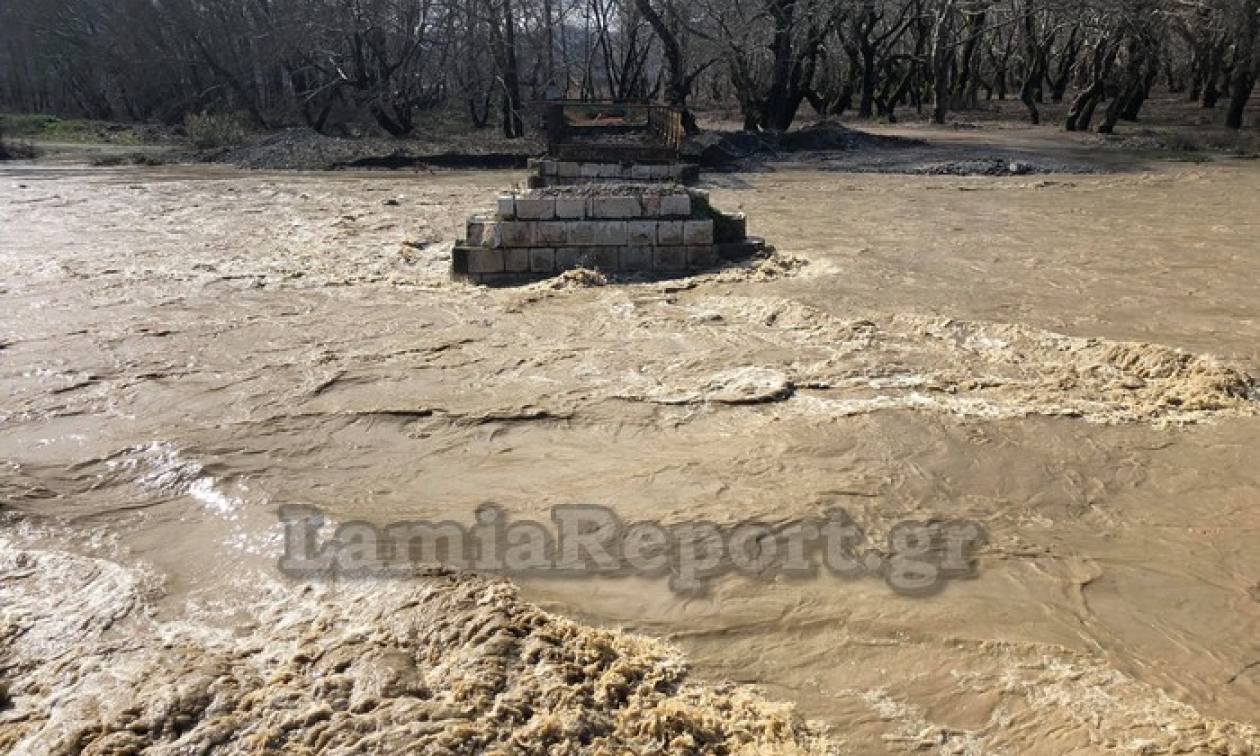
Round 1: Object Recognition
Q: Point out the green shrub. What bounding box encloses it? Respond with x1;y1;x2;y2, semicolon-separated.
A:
0;114;108;142
184;112;248;149
0;113;62;137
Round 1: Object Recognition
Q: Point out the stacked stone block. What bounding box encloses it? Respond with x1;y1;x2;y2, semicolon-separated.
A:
524;159;699;187
452;187;758;284
452;151;764;284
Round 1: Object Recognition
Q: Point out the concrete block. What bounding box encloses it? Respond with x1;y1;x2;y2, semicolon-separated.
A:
451;246;470;278
627;220;657;245
468;248;505;274
557;247;617;271
540;160;558;176
555;198;585;219
620;246;653;272
581;247;620;271
660;194;691;217
713;211;747;243
500;221;534;247
601;163;624;178
647;164;671;180
557;162;580;178
486;223;505;248
555;247;582;270
657;220;685;245
591;221;628;246
466;216;490;246
591;196;641;219
640;195;661;217
505;248;532;273
580;163;603;178
477;272;538;286
565;220;597;246
686;245;718;270
497;195;516;219
717;238;767;262
515;197;555;220
683;220;714;245
530;248;556;273
653;246;687;272
467;220;504;248
535;221;567;245
630;164;653;180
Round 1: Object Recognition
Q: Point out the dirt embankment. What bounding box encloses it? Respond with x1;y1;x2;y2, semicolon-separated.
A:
88;120;1112;175
0;536;834;755
686;121;1117;175
84;127;545;171
207;122;1111;175
203;128;541;171
22;92;1260;173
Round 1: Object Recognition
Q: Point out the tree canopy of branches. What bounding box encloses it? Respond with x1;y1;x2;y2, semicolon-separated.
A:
1;0;1256;136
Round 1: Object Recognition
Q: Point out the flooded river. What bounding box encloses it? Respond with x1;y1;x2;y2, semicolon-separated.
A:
2;142;1259;753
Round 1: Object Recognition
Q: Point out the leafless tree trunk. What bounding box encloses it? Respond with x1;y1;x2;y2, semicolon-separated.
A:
930;0;957;124
1225;0;1259;128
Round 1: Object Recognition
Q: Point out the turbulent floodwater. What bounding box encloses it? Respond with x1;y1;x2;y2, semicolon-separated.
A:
2;140;1260;754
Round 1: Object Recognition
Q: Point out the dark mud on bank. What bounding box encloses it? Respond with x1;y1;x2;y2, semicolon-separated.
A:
206;129;542;171
87;127;543;172
689;122;1119;176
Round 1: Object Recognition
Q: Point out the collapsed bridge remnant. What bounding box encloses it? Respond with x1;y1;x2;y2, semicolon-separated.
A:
452;101;767;285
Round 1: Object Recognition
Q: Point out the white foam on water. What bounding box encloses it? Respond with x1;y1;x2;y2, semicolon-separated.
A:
187;476;242;520
793;391;1021;420
119;441;245;524
223;525;285;557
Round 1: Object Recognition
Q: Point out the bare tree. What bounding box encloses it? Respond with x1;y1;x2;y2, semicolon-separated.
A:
1225;0;1259;127
634;0;715;132
0;0;1254;135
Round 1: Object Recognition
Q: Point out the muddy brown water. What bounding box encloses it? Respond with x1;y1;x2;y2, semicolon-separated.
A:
2;135;1259;753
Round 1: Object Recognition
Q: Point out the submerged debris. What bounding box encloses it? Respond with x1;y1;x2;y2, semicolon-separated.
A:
538;267;609;289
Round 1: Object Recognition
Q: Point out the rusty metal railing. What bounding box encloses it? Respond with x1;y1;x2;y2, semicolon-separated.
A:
541;100;686;162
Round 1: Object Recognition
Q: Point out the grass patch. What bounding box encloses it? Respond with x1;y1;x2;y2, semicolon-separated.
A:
2;114;116;142
0;113;176;145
